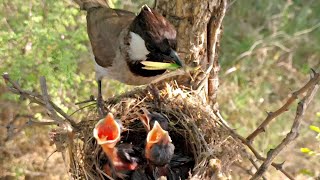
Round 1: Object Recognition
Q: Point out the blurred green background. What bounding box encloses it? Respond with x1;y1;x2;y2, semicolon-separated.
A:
0;0;319;179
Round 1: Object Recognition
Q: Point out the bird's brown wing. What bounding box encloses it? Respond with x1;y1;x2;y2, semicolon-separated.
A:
86;8;135;67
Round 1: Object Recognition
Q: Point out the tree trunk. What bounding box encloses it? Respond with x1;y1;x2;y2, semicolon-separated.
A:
157;0;225;107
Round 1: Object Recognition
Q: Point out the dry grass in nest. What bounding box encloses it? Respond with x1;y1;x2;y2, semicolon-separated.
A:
70;84;242;179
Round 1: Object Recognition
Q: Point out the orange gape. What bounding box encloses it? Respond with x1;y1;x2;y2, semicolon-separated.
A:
96;114;119;141
145;121;172;160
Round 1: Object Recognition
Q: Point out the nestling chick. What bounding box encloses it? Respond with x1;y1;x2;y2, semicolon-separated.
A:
145;121;175;180
145;121;174;166
93;113;139;178
139;108;169;132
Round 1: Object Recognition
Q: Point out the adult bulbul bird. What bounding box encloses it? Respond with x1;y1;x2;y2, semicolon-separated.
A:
93;113;139;178
73;0;183;114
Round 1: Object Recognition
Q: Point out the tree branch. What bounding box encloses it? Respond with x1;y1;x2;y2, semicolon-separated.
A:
2;73;77;127
215;110;295;180
246;70;320;143
215;70;320;179
40;77;64;124
251;75;319;179
248;158;267;180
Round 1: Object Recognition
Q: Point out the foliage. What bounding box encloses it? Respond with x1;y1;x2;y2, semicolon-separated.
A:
0;0;91;107
0;0;149;113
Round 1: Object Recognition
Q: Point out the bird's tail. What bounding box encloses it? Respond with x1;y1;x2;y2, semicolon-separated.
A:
73;0;109;11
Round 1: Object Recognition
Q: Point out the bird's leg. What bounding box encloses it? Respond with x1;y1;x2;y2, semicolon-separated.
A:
148;84;161;108
97;80;105;116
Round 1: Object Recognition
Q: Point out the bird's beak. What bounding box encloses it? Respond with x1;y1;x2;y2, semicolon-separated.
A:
93;113;121;149
138;108;151;131
168;49;183;67
141;50;183;71
146;121;172;145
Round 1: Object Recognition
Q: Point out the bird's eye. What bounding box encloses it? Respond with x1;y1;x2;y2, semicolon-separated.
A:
146;43;155;51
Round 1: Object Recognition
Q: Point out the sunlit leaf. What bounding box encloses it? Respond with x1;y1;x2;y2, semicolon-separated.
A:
300;148;312;153
309;125;320;133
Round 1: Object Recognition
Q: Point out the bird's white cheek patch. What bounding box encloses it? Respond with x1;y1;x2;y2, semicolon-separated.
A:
128;32;150;61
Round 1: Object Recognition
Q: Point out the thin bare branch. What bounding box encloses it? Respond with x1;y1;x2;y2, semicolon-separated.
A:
40;76;64;124
2;73;77;127
50;102;77;126
293;22;320;37
247;70;320;143
215;110;295;180
251;79;319;180
26;119;57;126
234;22;320;63
247;154;267;180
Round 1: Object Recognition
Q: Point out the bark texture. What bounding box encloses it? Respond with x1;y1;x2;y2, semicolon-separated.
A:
156;0;222;104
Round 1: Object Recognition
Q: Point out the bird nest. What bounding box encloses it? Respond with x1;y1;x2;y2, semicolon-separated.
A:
71;84;242;179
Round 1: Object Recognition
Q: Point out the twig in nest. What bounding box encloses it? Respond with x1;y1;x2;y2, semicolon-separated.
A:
247;69;320;143
251;74;320;180
196;0;226;97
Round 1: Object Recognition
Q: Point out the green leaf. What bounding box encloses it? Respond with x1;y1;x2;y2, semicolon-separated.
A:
316;112;320;117
141;61;180;70
309;125;320;133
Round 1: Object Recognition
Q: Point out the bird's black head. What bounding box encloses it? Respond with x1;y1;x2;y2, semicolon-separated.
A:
127;5;182;77
148;112;169;131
